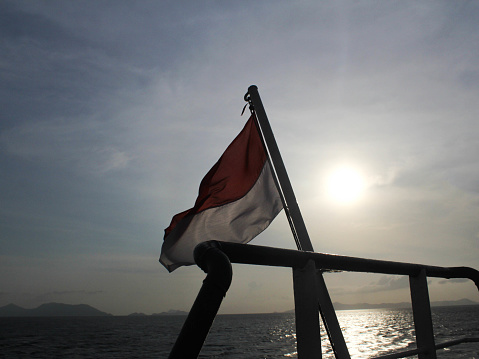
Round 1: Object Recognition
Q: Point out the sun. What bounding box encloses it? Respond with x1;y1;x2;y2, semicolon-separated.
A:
325;166;366;205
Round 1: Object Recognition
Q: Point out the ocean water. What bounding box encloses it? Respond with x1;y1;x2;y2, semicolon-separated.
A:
1;306;478;358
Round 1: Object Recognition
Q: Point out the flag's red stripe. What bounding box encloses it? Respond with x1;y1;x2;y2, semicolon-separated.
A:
164;115;266;239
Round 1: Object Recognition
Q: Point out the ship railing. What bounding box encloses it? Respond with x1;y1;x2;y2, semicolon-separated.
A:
168;240;479;359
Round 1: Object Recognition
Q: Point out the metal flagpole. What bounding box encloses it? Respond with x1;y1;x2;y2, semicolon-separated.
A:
246;85;313;252
246;85;350;359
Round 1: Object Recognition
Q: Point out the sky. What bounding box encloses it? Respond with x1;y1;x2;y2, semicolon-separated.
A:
1;0;479;316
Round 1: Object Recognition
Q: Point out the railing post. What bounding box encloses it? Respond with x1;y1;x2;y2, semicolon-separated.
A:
293;260;322;358
409;269;436;359
168;242;232;359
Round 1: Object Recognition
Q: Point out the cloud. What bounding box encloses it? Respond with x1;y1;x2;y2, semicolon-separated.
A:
359;276;411;294
1;117;131;175
438;278;469;285
248;281;263;291
2;0;479;315
331;275;411;297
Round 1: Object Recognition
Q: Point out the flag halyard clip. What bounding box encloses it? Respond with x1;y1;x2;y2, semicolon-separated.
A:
241;92;254;116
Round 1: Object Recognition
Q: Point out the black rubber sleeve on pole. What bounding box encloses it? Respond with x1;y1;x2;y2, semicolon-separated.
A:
168;241;232;359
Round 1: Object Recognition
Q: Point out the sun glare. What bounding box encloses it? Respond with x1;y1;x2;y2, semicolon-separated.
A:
325;166;366;205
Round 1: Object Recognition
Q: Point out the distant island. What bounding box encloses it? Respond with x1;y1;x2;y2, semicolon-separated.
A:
128;310;188;317
280;298;479;313
0;303;112;317
1;299;476;317
152;309;189;316
331;298;479;311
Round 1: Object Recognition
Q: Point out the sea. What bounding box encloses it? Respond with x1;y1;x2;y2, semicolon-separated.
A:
1;306;478;358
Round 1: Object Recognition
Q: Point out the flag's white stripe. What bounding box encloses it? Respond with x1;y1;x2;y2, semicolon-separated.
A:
160;162;282;271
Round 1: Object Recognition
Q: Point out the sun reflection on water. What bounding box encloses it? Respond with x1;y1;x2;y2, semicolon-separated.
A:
320;309;416;358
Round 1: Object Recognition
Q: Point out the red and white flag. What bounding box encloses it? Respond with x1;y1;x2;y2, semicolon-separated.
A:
160;115;283;272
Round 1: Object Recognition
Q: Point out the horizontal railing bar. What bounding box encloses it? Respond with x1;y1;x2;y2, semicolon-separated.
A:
371;337;479;359
434;336;479;350
370;347;423;359
213;241;479;290
203;241;479;359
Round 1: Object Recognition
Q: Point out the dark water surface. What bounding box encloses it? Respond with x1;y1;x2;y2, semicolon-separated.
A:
1;306;478;358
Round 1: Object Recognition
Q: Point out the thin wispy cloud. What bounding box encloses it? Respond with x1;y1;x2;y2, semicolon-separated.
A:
330;276;410;297
1;118;131;174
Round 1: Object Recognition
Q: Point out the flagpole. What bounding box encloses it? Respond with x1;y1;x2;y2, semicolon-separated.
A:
246;85;314;252
246;85;351;358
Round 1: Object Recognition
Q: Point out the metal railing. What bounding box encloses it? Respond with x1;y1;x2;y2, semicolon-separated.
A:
168;240;479;359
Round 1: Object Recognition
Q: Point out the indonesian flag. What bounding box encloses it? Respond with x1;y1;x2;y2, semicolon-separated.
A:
160;115;283;272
